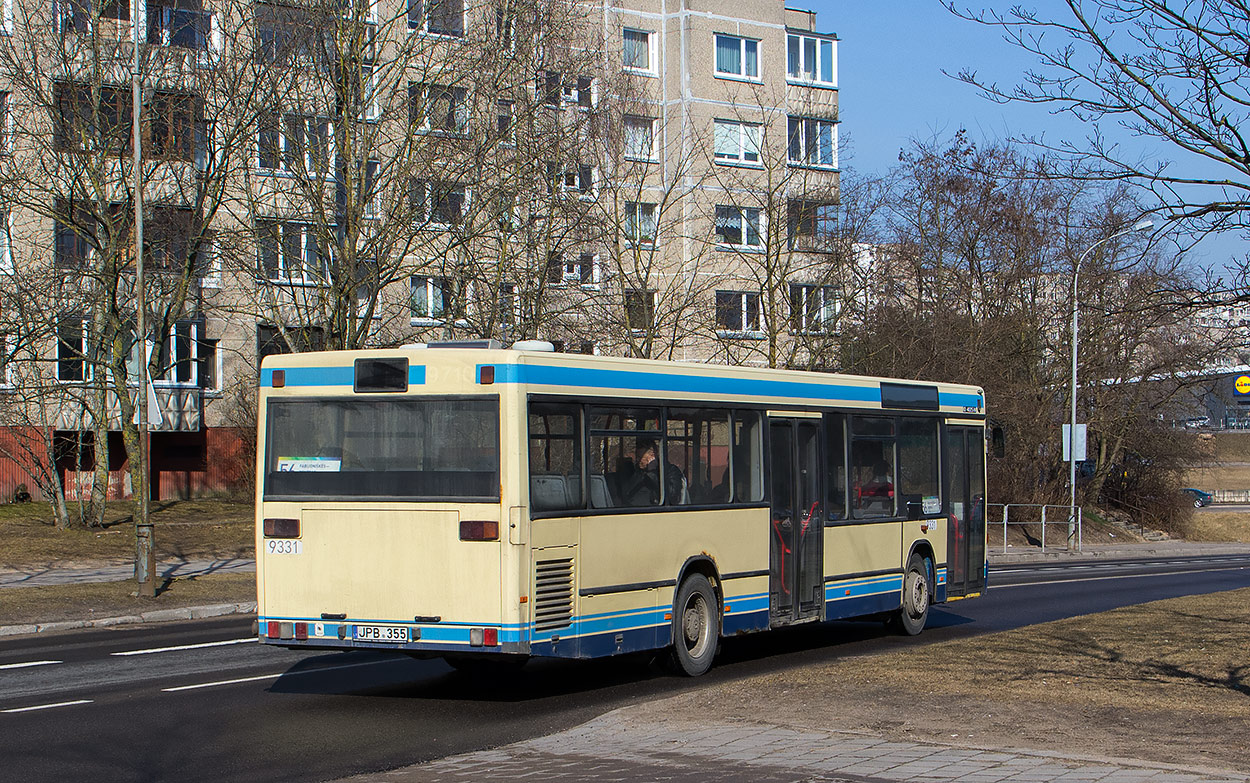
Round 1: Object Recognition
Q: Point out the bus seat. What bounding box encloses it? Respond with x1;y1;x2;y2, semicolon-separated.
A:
531;475;569;510
589;474;612;508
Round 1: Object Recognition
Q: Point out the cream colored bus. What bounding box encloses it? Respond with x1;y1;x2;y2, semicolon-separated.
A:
255;342;987;675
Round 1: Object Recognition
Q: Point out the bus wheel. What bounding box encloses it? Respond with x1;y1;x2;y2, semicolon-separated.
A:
668;574;719;676
890;553;931;636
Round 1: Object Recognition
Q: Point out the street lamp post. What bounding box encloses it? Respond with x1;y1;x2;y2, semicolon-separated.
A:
1068;219;1153;550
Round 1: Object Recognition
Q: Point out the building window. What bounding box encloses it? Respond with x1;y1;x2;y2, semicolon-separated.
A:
0;209;11;273
257;220;329;284
410;180;466;225
54;82;130;154
787;34;836;86
407;0;462;35
57;315;88;382
787;199;838;252
54;199;94;268
624;201;657;246
713;119;760;164
789;283;837;334
409;82;469;134
148;92;202;162
0;92;10;153
714;205;763;248
256;324;325;362
714;34;759;79
495;100;514;141
625;288;654;332
152;321;202;386
548;162;595;195
258;111;333;174
623;115;655;161
410;275;453;321
715;290;761;334
148;1;214;53
787;116;837;168
197;337;219;391
623;28;653;73
546;252;596;286
542;72;593;108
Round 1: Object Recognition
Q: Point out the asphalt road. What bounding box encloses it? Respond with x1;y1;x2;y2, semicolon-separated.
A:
2;554;1248;783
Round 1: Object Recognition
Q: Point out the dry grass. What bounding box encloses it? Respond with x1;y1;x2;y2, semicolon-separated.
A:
645;588;1250;772
0;499;254;570
0;572;256;626
1181;511;1250;543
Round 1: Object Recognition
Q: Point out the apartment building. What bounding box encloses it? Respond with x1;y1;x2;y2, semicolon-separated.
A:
0;0;840;501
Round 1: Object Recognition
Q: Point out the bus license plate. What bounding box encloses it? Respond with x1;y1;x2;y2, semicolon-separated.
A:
355;625;409;643
266;539;302;555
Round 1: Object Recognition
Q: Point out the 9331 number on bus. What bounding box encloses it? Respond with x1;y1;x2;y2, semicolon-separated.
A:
266;539;302;555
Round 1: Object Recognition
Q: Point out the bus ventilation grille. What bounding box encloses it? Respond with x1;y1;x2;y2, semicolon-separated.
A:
534;558;575;632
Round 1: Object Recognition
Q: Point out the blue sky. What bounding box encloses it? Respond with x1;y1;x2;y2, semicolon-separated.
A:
808;2;1243;270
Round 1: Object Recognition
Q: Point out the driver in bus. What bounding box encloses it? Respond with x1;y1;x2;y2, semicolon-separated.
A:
621;439;686;506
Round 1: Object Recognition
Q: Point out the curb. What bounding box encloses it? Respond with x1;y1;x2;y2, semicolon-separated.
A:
0;601;257;638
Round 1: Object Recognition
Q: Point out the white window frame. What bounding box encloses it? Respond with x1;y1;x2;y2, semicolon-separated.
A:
715;205;764;249
259;220;330;285
788;116;838;169
407;0;463;37
624;201;657;247
714;33;760;81
622;27;655;75
56;315;90;383
715;290;763;336
790;283;838;334
412;180;468;227
410;274;454;323
151;320;204;388
0;332;14;389
786;33;837;87
548;251;597;288
713;119;760;166
412;82;469;136
257;112;336;176
0;92;11;154
196;234;220;288
0;209;11;273
495;99;514;143
623;115;656;162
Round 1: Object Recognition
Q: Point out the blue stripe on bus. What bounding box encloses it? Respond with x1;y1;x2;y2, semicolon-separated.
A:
488;363;882;404
260;365;427;388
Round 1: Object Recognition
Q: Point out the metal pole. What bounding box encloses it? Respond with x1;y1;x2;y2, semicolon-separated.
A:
133;8;155;598
1069;224;1143;551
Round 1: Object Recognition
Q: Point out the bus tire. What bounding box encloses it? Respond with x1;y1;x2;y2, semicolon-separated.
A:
667;573;719;676
890;553;931;636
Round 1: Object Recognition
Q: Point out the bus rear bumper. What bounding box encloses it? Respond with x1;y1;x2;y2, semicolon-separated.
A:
256;617;529;656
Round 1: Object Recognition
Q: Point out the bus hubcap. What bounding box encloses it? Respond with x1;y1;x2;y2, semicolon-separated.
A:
908;571;928;616
683;596;707;652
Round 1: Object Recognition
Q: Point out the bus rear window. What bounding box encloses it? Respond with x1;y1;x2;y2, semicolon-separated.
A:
264;398;499;501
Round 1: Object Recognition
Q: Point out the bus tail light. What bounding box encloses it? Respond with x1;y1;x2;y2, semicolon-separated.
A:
484;628;498;646
294;622;308;640
459;520;499;541
266;621;280;639
264;518;300;538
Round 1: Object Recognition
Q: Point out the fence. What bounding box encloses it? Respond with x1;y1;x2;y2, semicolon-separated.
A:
985;503;1083;554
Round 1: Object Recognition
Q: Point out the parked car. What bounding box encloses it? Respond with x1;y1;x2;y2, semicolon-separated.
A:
1182;488;1214;508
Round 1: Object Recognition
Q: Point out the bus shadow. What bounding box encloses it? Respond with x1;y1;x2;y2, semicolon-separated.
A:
267;610;978;703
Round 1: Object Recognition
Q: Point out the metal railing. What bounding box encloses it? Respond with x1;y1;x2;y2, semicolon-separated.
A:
985;503;1083;554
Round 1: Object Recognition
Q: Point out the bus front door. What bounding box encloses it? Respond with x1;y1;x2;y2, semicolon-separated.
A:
945;426;987;597
768;419;824;625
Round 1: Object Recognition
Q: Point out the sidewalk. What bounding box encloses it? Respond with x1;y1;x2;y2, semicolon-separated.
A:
0;557;256;588
340;709;1250;783
986;540;1250;564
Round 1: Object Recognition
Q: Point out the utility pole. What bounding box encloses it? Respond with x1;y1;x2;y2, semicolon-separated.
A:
133;4;155;598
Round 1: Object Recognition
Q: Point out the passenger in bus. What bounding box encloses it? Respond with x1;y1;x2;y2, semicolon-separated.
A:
619;439;686;506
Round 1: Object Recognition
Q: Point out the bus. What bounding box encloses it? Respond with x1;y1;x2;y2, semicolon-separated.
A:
255;342;987;676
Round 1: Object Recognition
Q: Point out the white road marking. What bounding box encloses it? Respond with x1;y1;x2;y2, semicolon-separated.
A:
2;699;92;714
160;658;396;693
993;565;1248;588
111;638;256;657
0;660;62;671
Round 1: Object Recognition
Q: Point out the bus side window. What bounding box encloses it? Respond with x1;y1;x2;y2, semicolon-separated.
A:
589;406;662;508
668;408;730;505
824;413;847;520
732;410;764;503
898;417;939;519
850;416;896;519
527;404;583;511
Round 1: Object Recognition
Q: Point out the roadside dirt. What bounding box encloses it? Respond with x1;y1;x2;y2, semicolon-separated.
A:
0;573;256;625
0;499;254;570
636;588;1250;772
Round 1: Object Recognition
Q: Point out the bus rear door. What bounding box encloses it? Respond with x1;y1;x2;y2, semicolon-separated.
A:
768;417;823;625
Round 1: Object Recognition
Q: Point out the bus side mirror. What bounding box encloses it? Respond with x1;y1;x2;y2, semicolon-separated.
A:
990;426;1005;459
